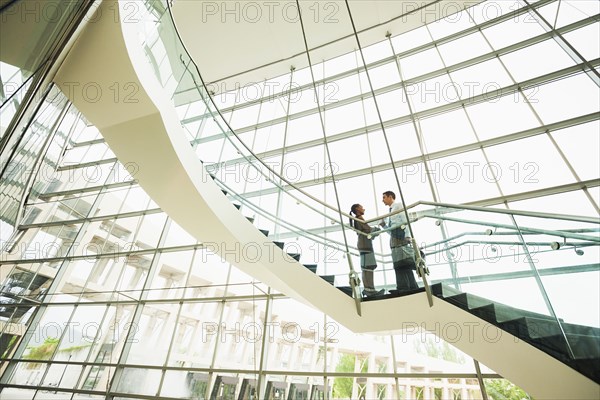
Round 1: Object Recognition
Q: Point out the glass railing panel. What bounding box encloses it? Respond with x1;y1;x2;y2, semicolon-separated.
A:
512;214;600;330
419;206;599;376
408;208;454;289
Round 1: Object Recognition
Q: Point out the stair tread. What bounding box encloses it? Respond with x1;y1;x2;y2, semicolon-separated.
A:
500;316;600;338
469;302;558;324
573;358;600;382
444;292;492;310
430;283;462;298
433;284;600;384
528;333;600;359
303;264;318;273
431;284;561;324
336;286;353;297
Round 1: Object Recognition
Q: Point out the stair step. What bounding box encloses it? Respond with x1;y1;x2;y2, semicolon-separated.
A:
532;333;600;360
246;216;255;224
320;275;335;285
565;334;600;359
499;317;600;359
444;293;492;311
434;284;600;385
287;253;301;262
259;229;269;237
273;241;284;249
221;189;228;196
500;316;600;340
432;284;562;324
337;286;353;297
233;203;241;210
470;302;558;325
303;264;318;273
573;358;600;383
499;317;562;339
430;283;463;298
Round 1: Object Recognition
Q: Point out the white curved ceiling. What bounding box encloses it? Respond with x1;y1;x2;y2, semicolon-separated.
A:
171;0;481;90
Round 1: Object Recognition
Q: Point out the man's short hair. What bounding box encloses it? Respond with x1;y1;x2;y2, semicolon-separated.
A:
383;191;396;200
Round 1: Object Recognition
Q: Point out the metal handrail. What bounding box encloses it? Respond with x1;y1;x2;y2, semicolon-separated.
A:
217;167;599;259
361;200;600;226
424;240;598;257
217;170;600;273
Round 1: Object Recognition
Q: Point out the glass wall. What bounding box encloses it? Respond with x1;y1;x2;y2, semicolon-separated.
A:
2;0;598;398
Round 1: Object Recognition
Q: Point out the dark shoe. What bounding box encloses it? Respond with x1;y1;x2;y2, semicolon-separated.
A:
363;288;385;297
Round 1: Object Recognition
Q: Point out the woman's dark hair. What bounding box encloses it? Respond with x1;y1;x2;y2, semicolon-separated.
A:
350;203;361;228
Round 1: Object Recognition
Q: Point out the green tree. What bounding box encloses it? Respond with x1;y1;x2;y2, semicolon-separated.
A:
24;337;59;368
332;354;355;399
414;337;465;364
485;379;532;400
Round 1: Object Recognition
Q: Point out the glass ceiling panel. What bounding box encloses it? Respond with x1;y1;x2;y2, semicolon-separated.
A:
287;87;318;115
374;123;422;162
553;0;600;28
366;61;401;90
430;149;502;204
563;23;600;61
360;37;395;65
230;102;262;130
499;38;577;82
419;109;477;153
247;122;286;153
530;73;600;125
484;134;575;195
324;101;368;136
509;189;599;217
323;50;360;78
280;144;325;181
449;58;514;99
427;7;477;40
375;88;410;121
550;121;600;181
463;93;539;141
327;134;372;175
285;113;323;147
467;0;527;25
436;31;491;66
327;73;364;102
292;66;315;87
371;165;436;206
407;74;459;113
389;24;431;54
258;96;288;123
397;48;444;80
